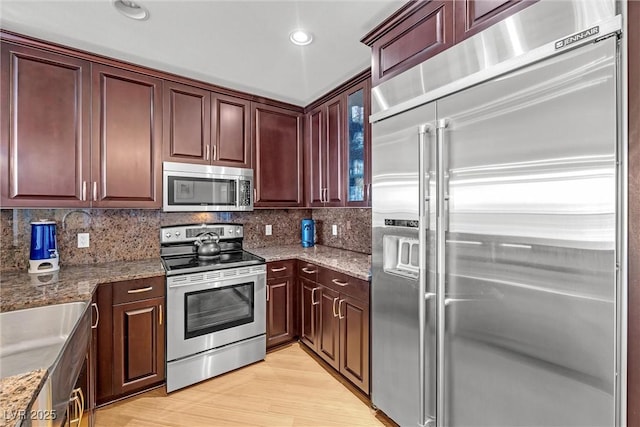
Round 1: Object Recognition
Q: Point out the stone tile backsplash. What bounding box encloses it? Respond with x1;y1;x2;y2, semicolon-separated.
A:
0;208;371;272
312;208;371;254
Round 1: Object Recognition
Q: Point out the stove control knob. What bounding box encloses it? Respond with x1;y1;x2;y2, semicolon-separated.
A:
175;231;181;237
165;232;172;239
235;227;241;235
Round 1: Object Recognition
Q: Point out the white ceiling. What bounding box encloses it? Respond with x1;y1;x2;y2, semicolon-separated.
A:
0;0;401;106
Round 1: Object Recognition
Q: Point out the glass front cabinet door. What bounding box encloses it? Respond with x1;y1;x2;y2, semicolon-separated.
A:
345;79;371;206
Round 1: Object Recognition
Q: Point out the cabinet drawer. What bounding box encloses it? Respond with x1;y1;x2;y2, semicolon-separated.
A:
267;260;296;279
112;276;165;305
298;262;319;282
319;268;369;302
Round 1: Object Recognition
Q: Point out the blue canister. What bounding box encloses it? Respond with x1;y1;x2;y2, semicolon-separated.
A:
29;220;60;273
301;219;315;248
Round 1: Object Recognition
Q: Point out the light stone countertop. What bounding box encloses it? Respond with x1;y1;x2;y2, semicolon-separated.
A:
0;258;165;313
247;245;371;281
0;370;47;427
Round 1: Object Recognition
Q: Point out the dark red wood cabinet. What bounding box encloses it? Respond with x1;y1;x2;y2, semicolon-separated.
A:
362;0;454;87
163;81;211;164
92;64;163;208
306;97;344;207
112;296;164;396
0;41;163;209
342;79;371;207
266;260;298;349
299;261;320;350
163;84;251;169
305;74;371;208
252;103;304;207
212;93;252;168
317;284;340;369
362;0;537;87
298;262;370;394
93;276;165;406
0;42;91;207
455;0;538;41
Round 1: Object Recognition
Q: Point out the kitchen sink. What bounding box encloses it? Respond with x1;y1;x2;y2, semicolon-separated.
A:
0;302;88;378
0;301;91;426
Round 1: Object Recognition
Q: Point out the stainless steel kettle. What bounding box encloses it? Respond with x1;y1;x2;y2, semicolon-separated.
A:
194;232;221;259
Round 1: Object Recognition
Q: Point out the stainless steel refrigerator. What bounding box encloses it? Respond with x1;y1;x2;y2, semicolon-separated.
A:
370;6;624;426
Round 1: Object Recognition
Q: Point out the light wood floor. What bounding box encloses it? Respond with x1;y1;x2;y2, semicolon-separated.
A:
95;343;395;427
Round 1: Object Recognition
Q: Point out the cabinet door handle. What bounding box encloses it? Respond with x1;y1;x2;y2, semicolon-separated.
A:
82;181;87;202
301;267;317;274
205;145;210;161
254;188;257;202
159;304;163;326
270;266;287;272
331;279;348;287
266;285;270;302
332;297;339;318
311;287;320;305
69;387;85;426
127;286;154;294
92;181;97;202
213;145;217;161
338;299;345;319
91;302;99;329
323;188;328;203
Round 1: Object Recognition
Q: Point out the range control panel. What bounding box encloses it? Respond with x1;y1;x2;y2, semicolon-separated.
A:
160;223;243;243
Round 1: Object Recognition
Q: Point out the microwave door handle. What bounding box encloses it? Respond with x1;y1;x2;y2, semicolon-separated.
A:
236;179;241;208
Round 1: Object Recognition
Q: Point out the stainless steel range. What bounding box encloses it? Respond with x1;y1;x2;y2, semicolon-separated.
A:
160;223;266;393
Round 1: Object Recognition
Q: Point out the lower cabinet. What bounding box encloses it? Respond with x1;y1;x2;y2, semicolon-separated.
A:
93;276;165;406
112;296;165;396
298;262;370;394
266;260;298;349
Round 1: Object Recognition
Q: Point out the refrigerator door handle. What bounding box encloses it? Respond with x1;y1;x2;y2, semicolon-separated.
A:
435;118;449;427
418;123;433;427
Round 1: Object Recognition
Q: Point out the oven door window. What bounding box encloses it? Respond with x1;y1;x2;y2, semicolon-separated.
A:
184;282;254;339
168;176;236;207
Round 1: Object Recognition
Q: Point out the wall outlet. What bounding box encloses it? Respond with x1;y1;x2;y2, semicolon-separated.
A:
265;224;272;236
332;224;338;236
77;233;90;248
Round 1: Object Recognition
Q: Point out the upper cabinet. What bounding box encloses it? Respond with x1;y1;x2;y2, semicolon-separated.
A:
163;82;211;165
0;43;91;207
211;94;252;168
252;103;304;208
362;0;454;87
305;73;371;208
455;0;538;41
92;64;163;208
344;80;371;207
1;42;163;208
163;82;251;169
362;0;537;87
306;97;344;207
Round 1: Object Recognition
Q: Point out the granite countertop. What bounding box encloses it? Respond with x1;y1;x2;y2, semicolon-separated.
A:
0;370;47;427
248;245;371;281
0;247;368;421
0;258;165;425
0;258;165;313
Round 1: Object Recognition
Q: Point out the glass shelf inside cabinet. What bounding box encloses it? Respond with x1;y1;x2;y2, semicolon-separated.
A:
347;88;365;202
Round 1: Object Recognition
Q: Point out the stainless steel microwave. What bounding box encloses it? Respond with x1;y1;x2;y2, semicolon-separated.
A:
163;162;253;212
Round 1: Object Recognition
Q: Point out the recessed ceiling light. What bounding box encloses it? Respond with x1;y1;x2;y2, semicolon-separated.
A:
113;0;149;21
289;30;313;46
